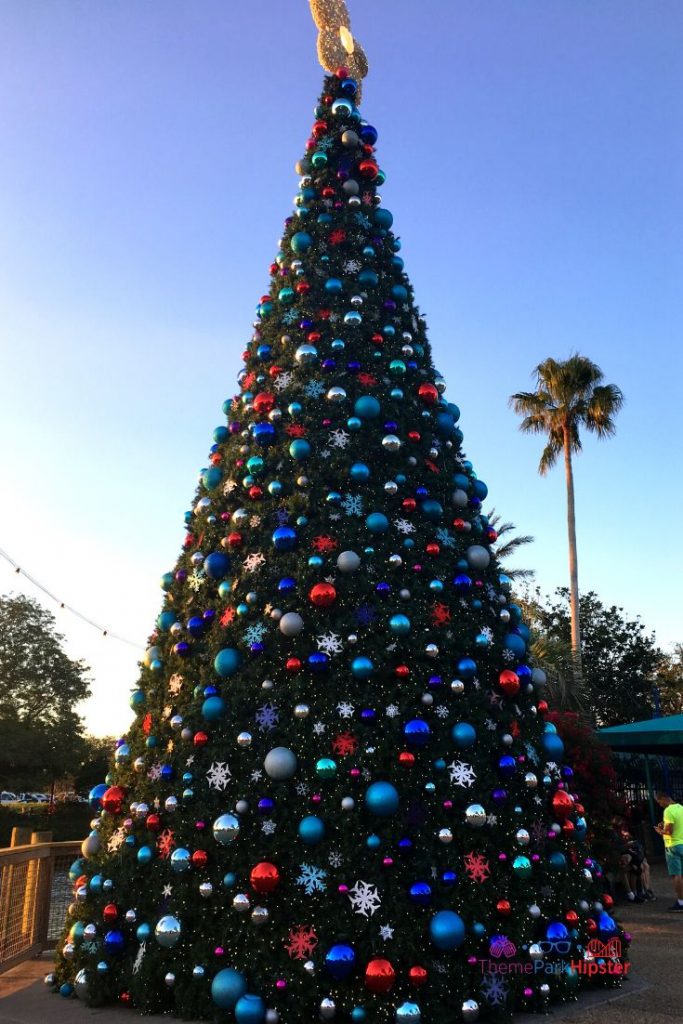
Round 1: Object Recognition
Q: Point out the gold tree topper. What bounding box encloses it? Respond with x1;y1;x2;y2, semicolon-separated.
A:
309;0;368;93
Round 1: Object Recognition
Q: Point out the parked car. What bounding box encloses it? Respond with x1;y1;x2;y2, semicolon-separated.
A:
1;791;18;804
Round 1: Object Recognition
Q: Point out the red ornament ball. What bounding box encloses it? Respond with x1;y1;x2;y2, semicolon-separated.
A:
101;785;126;815
227;532;243;549
191;849;208;869
365;958;396;993
309;582;337;607
399;751;415;767
566;910;579;923
103;903;118;923
552;790;575;820
250;862;280;893
498;670;520;697
358;159;379;180
496;899;512;916
145;813;160;832
409;966;428;987
286;657;302;673
119;992;131;1006
418;382;439;405
395;664;410;678
193;731;209;748
402;498;417;512
425;542;440;556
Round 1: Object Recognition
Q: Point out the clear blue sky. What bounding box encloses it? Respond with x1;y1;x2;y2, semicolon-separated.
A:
0;0;681;736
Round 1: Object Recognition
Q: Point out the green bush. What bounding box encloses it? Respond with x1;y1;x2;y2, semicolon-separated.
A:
0;802;91;847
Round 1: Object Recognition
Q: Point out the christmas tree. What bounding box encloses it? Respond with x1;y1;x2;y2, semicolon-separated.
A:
52;11;629;1024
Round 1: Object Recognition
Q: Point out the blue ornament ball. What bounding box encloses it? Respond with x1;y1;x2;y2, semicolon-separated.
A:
68;858;85;882
365;781;399;817
541;732;565;760
503;632;526;658
366;512;389;534
235;994;266;1024
430;910;466;951
598;911;618;936
389;614;411;636
351;655;374;679
202;466;222;490
409;881;432;906
289;439;311;460
88;784;107;810
103;929;125;955
451;722;477;748
214;648;242;678
298;816;326;845
253;422;276;447
204;552;231;579
548;851;567;871
373;207;393;230
202;696;226;721
404;719;430;748
272;525;298;551
350;462;370;482
420;499;443;522
290;231;313;254
325;944;356;981
211;968;248;1010
456;657;477;680
157;610;177;631
354;395;381;419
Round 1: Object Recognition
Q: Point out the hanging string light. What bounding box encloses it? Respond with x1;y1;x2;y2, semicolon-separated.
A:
0;546;144;649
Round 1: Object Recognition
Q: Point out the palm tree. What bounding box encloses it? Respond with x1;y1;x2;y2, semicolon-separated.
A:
509;355;623;679
486;509;535;582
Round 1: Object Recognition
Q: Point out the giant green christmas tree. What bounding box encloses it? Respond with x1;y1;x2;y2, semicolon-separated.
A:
52;29;629;1024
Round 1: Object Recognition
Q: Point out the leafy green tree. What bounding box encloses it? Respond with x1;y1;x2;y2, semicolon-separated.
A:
73;736;117;794
653;643;683;715
528;588;663;725
0;594;91;790
510;356;623;678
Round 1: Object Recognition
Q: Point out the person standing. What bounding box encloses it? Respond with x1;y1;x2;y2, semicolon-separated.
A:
655;792;683;912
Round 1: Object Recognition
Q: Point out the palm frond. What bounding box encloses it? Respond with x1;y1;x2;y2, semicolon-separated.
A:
585;384;624;438
496;535;534;559
539;438;562;475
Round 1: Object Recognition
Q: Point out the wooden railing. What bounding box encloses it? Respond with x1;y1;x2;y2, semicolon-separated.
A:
0;828;81;974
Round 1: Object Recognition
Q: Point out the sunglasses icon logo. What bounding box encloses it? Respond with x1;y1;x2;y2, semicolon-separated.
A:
538;940;572;955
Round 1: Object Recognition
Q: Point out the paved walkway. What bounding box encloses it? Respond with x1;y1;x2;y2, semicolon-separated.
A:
1;865;680;1023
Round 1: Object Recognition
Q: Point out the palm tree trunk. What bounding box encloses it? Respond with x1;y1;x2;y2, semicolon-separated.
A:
563;428;582;681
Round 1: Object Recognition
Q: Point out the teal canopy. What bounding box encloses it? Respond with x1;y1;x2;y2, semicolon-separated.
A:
597;714;683;756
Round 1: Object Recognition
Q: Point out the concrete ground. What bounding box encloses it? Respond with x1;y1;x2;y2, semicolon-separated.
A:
0;864;680;1024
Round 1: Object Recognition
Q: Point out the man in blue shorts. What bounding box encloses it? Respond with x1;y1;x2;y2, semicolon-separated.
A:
655;791;683;912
